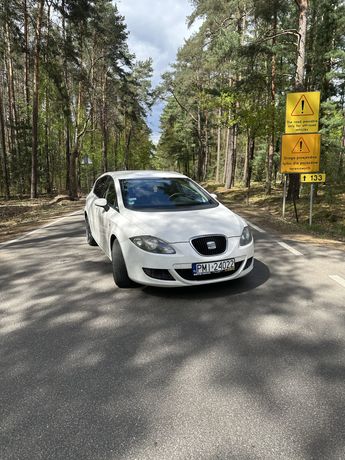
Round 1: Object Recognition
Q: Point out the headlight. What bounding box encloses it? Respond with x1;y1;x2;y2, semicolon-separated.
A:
240;226;253;246
130;236;176;254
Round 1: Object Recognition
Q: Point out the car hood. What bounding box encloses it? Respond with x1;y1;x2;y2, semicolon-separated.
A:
121;204;244;242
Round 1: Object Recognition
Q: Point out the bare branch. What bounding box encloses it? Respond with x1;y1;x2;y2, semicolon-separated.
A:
77;116;90;141
169;88;198;124
255;29;300;45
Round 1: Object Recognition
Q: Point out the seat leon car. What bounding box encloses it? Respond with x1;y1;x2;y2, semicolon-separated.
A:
84;170;254;288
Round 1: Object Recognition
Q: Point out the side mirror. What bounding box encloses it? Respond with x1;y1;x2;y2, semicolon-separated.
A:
210;193;217;200
94;198;108;210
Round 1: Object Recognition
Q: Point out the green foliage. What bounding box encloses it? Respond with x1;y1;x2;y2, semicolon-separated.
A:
0;0;154;197
156;0;345;195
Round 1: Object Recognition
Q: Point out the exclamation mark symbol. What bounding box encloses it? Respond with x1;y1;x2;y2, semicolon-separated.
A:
300;140;302;151
301;99;304;114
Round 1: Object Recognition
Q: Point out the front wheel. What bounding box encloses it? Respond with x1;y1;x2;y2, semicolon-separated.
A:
111;240;135;288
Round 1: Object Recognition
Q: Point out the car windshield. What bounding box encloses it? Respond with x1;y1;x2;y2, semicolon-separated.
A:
119;177;218;211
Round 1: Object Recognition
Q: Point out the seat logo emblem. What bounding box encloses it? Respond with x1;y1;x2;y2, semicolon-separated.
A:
207;241;216;250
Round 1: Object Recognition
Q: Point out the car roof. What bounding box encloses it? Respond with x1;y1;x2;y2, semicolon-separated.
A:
100;170;187;180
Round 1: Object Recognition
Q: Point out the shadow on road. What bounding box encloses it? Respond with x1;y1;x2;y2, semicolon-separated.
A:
0;215;345;459
144;259;270;300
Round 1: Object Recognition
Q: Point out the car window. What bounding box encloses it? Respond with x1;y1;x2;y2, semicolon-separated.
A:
105;179;118;209
119;178;218;211
93;176;110;198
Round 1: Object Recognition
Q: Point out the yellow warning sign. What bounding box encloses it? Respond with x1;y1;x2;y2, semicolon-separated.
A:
292;137;310;154
280;134;321;173
285;91;320;133
291;95;314;117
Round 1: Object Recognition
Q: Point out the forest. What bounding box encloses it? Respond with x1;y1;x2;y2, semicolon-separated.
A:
0;0;344;202
156;0;345;200
0;0;154;200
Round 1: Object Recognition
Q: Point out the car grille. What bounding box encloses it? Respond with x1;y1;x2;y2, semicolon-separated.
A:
175;261;242;281
191;235;227;256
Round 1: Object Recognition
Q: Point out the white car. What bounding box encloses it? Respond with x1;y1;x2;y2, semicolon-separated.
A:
84;171;254;288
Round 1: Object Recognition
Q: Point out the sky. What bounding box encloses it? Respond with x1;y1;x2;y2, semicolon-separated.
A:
116;0;200;144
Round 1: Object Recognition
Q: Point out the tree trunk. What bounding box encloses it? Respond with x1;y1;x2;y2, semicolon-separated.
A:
215;108;222;183
23;0;30;107
31;0;45;198
102;125;108;172
44;3;52;194
124;125;132;170
90;35;95;171
287;0;308;201
5;22;20;192
224;76;237;188
295;0;308;90
230;124;237;187
69;81;83;199
339;110;345;182
101;70;108;172
114;130;119;170
69;146;78;199
65;124;71;191
204;110;209;179
23;0;31;194
244;134;255;188
224;126;234;189
223;123;230;184
266;12;277;194
196;105;206;181
62;0;71;193
45;90;52;194
0;81;10;199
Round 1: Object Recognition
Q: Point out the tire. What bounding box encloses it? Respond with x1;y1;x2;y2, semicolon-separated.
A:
85;215;97;246
111;239;135;288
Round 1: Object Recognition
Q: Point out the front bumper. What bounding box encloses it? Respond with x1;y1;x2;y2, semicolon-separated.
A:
121;237;254;287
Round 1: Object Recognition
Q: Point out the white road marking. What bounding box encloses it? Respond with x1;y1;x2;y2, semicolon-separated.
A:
329;275;345;289
247;221;266;233
277;241;303;256
0;237;21;246
0;210;82;249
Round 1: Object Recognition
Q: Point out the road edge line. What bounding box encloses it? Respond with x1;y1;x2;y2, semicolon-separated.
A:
0;209;83;249
277;241;303;256
329;275;345;289
246;220;267;233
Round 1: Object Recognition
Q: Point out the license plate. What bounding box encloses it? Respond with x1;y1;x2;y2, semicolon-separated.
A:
192;258;235;276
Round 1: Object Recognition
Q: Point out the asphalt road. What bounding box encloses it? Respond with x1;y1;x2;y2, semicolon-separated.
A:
1;210;345;460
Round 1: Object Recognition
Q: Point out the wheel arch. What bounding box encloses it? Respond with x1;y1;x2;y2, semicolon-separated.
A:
110;234;117;252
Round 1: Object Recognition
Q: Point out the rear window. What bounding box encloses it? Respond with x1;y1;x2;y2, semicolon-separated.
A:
119;177;218;211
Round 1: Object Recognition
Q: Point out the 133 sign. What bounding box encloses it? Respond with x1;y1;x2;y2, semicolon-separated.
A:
300;173;326;183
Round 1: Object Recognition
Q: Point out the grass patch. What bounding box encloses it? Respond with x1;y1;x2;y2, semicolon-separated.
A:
205;181;345;242
0;197;84;243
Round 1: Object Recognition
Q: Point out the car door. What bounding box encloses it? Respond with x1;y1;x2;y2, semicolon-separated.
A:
88;175;110;244
97;177;120;257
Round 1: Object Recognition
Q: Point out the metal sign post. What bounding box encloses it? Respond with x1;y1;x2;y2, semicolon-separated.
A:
309;183;314;226
282;175;287;218
299;173;326;227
